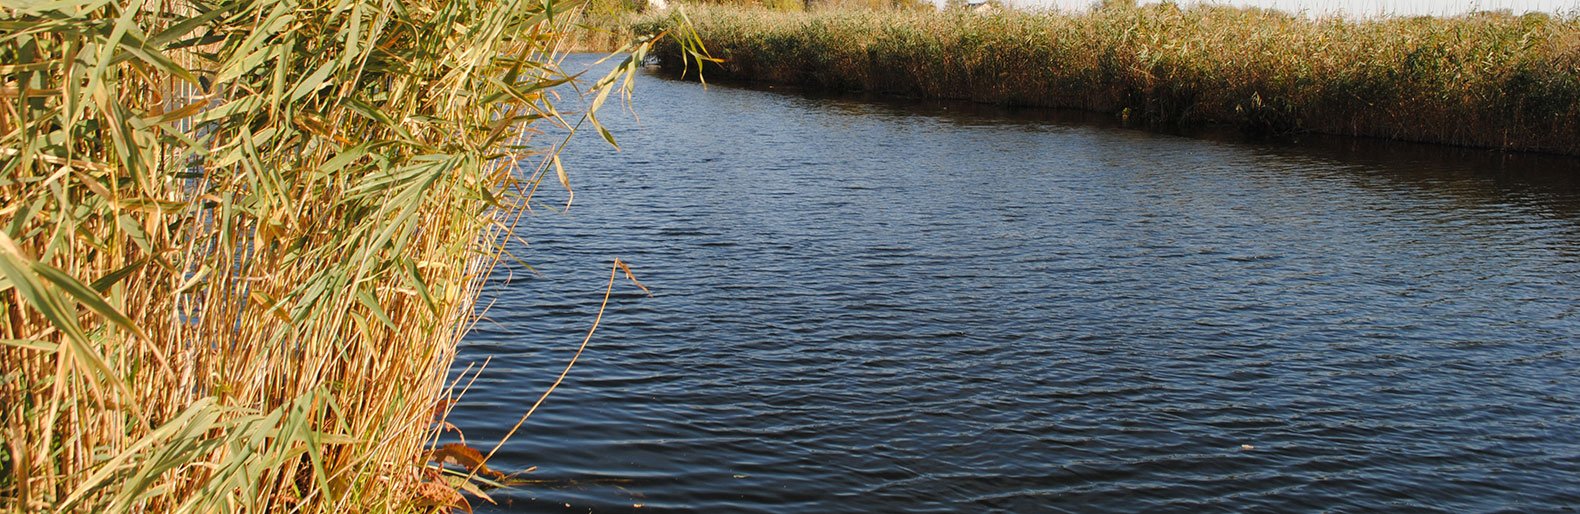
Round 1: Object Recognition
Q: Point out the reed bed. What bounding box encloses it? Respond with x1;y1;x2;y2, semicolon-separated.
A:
564;0;931;52
565;0;652;52
645;3;1580;154
1;0;677;511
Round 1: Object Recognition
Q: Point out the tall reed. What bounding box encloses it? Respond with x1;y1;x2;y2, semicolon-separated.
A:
645;3;1580;154
0;0;680;511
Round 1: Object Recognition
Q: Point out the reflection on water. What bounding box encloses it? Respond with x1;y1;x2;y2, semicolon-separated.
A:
451;55;1580;513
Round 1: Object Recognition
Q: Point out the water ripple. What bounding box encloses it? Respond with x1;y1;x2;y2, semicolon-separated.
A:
451;55;1580;513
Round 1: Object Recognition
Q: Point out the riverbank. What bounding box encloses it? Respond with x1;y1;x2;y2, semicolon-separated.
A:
643;4;1580;155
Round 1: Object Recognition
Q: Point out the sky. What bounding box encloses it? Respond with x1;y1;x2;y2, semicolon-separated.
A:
978;0;1580;17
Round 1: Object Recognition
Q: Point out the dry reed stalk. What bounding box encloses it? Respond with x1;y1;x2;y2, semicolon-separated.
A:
0;0;693;511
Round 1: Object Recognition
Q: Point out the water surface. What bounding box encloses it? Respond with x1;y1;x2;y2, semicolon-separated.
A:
452;55;1580;513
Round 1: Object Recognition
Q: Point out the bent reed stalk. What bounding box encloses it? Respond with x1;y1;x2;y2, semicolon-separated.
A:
645;3;1580;154
1;0;681;511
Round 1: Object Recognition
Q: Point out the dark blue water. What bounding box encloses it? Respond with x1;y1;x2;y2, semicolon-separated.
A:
451;54;1580;513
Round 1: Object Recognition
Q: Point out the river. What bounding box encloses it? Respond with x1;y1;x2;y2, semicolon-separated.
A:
449;54;1580;513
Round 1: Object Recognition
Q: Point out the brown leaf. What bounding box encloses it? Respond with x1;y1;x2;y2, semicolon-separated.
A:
614;258;652;297
426;443;506;480
431;398;455;421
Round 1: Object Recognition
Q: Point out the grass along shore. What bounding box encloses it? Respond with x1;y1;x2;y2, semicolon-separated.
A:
643;3;1580;155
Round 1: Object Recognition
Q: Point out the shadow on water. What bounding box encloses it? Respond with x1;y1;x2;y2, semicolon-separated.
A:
716;73;1580;220
1245;131;1580;206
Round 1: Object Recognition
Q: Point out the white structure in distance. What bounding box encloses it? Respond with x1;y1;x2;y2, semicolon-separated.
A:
950;0;1580;17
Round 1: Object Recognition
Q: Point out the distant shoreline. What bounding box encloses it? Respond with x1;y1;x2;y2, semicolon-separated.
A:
643;3;1580;155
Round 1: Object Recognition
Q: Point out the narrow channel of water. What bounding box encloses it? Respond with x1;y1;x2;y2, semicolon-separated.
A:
451;54;1580;513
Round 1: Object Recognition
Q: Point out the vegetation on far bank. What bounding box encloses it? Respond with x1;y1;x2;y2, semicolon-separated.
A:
639;2;1580;154
564;0;930;51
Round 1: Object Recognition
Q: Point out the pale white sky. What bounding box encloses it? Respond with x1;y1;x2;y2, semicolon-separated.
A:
976;0;1580;17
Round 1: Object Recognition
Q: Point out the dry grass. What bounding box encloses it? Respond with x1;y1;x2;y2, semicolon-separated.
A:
644;3;1580;154
565;0;931;52
0;0;684;511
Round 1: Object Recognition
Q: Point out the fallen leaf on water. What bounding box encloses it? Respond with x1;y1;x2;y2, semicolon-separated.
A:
427;442;508;480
